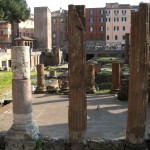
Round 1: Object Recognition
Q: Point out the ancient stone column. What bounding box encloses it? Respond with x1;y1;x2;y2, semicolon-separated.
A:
34;64;46;93
68;5;86;150
5;46;39;150
86;63;96;93
126;3;149;150
49;69;57;78
111;62;120;91
125;33;130;64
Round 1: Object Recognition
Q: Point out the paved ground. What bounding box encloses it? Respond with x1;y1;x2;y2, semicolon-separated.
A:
0;94;150;140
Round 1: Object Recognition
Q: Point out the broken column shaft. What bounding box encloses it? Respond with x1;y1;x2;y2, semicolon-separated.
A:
125;33;130;64
35;64;46;93
86;63;96;93
5;46;39;150
111;62;120;91
126;3;149;150
68;5;86;149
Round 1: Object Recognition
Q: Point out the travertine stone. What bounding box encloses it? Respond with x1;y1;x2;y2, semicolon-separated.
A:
12;79;32;114
11;46;30;79
5;46;39;150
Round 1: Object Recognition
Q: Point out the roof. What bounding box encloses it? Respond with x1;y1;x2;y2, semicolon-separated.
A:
14;36;35;41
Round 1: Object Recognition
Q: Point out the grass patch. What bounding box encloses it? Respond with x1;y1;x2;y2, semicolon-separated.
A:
0;71;12;96
96;89;111;94
100;70;112;76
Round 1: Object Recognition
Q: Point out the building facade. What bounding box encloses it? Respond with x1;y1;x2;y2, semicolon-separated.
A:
51;8;68;49
0;21;12;49
105;3;137;45
19;14;34;38
85;8;106;46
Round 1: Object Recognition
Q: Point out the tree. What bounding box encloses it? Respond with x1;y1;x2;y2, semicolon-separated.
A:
0;0;30;45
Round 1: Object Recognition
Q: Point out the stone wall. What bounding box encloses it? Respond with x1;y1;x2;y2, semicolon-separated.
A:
1;134;150;150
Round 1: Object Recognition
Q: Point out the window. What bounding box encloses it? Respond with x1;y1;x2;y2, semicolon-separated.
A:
114;26;119;31
53;39;56;45
107;26;109;31
122;17;127;22
89;10;94;15
114;17;119;22
100;10;104;14
106;10;110;15
60;18;64;23
100;26;104;31
0;31;3;35
52;26;56;31
115;35;118;40
122;10;126;15
107;35;109;40
89;18;94;23
90;26;94;32
53;34;56;38
106;17;111;22
100;18;104;22
2;61;6;67
52;18;56;23
122;26;125;31
114;10;119;15
60;26;64;31
131;10;135;13
123;35;125;40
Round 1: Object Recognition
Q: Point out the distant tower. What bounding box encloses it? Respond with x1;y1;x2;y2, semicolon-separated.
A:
34;7;52;51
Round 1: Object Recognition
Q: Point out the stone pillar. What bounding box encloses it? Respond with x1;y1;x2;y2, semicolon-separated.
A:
86;63;96;93
111;62;120;91
125;33;130;64
34;64;46;93
68;5;86;150
95;63;101;74
49;69;57;78
5;46;39;150
117;78;129;100
126;3;149;150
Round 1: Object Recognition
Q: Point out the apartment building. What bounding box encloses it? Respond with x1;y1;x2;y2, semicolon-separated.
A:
105;3;138;45
0;15;34;49
51;8;68;49
19;14;34;38
0;21;12;48
85;8;106;46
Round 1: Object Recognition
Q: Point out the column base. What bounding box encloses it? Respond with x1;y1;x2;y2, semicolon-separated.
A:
86;87;96;94
34;86;47;94
5;122;39;150
125;142;147;150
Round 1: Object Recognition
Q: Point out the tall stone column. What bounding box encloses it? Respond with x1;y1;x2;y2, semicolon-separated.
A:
5;46;39;150
111;62;120;91
125;33;130;64
34;64;46;93
68;5;86;150
86;63;96;93
126;3;149;150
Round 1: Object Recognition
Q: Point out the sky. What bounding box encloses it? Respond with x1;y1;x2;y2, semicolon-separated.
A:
26;0;150;13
